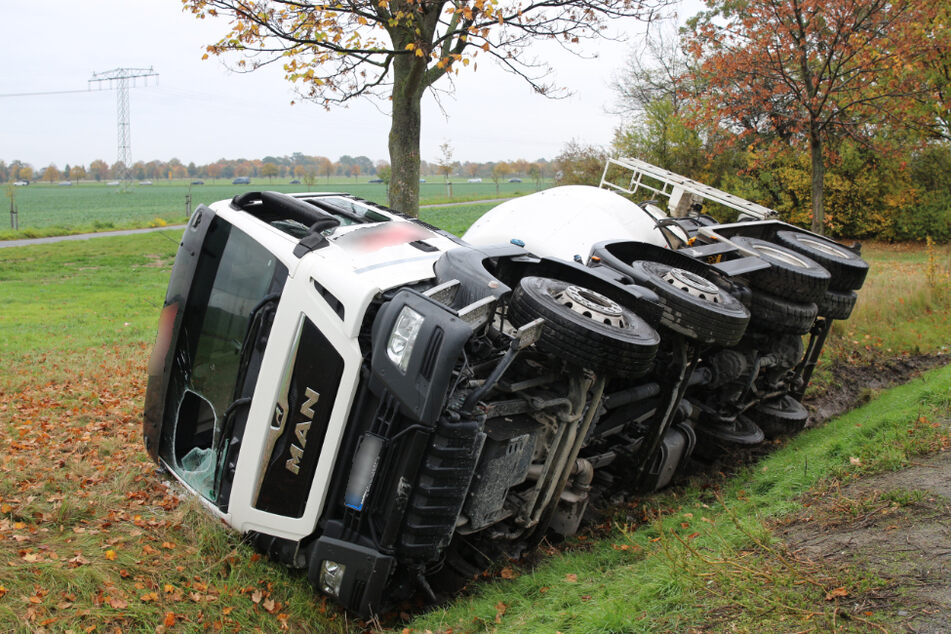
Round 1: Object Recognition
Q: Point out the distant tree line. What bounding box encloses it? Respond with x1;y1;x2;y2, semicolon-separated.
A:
556;0;951;242
555;134;951;243
0;154;555;187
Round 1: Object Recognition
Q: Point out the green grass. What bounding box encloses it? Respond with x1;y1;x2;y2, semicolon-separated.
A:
409;364;951;633
825;241;951;360
420;202;497;236
1;179;547;239
0;231;180;376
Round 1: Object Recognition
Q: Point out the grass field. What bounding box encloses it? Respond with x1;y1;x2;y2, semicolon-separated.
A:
825;241;951;360
1;179;545;240
0;221;949;631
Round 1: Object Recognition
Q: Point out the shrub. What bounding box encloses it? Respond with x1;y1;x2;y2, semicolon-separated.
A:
884;194;951;242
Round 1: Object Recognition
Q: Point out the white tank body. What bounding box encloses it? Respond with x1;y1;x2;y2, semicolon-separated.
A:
462;185;670;260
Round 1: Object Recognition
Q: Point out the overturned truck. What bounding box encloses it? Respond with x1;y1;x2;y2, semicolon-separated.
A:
144;158;868;615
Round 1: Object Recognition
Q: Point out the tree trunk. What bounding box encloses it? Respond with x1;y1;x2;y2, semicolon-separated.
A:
809;132;825;234
388;55;424;217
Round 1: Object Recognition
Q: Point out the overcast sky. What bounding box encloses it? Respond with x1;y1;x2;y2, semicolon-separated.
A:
2;0;696;168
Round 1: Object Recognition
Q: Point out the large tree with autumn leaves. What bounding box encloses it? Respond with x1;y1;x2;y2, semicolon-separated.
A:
184;0;669;216
684;0;945;234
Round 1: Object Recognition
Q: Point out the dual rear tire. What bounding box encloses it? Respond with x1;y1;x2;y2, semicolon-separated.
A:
625;260;750;346
732;234;867;330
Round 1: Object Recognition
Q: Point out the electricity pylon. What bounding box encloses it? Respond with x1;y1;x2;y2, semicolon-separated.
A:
89;67;158;190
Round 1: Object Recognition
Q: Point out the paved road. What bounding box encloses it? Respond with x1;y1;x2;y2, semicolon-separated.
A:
0;225;189;249
0;198;510;249
420;197;509;209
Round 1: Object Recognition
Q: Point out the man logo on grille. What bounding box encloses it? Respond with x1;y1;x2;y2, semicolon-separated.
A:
286;387;319;475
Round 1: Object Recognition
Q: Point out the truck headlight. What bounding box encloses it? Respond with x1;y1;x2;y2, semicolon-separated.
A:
386;306;424;373
319;560;346;598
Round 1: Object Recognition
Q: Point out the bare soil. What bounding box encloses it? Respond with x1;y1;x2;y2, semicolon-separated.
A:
779;451;951;632
804;353;950;426
779;353;951;633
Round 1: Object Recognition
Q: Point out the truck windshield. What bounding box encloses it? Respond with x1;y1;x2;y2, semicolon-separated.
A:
160;217;287;501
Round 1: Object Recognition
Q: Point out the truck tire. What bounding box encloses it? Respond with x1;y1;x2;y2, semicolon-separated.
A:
817;288;858;320
731;236;830;303
774;230;869;291
509;276;660;378
626;260;750;346
748;291;818;335
751;395;808;438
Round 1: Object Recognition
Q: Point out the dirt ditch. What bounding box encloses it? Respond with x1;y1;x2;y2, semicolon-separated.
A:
781;353;951;632
804;353;950;426
779;450;951;632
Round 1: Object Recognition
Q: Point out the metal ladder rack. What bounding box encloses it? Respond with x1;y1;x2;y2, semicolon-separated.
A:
600;156;777;220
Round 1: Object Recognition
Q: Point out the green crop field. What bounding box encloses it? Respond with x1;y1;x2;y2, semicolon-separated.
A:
1;179;546;240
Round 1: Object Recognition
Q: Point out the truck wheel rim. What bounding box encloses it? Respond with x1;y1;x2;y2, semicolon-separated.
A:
557;285;626;328
797;236;850;259
662;268;721;303
751;243;810;268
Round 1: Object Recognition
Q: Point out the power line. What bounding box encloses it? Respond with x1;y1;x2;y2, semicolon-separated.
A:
89;67;159;188
0;88;95;98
